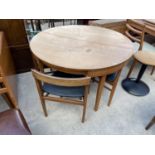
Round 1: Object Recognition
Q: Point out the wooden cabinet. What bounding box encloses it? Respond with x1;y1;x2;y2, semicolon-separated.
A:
0;20;33;73
0;32;18;108
89;19;126;34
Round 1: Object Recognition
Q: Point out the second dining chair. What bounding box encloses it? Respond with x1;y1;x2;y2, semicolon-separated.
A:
94;65;123;107
32;69;91;123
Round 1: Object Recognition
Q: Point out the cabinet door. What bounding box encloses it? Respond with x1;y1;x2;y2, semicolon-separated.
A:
0;19;33;73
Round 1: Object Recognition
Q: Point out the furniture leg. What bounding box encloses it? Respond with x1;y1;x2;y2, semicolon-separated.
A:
41;98;48;117
150;66;155;75
122;64;150;96
82;86;89;123
136;64;147;82
126;59;137;78
94;76;106;111
145;116;155;130
108;70;122;106
30;19;35;31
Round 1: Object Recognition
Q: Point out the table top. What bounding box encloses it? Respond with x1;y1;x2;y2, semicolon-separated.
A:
30;25;134;71
135;51;155;66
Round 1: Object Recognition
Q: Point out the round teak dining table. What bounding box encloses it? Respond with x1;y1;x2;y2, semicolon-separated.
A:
30;25;134;111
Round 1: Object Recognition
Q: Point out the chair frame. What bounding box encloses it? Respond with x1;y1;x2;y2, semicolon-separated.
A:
105;69;123;106
125;19;155;78
32;69;91;123
94;65;123;107
125;19;145;51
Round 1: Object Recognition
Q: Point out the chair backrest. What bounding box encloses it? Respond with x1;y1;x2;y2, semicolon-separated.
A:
32;54;44;72
125;19;145;50
32;69;91;87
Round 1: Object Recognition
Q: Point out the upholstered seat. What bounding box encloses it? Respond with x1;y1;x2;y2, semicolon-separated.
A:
0;109;31;135
43;83;85;97
52;71;84;78
106;73;117;82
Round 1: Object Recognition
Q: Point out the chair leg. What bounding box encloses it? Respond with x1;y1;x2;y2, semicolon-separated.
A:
82;86;89;123
108;70;122;107
107;83;117;107
94;76;106;111
145;116;155;130
126;59;137;78
40;98;48;117
150;67;155;75
82;104;86;123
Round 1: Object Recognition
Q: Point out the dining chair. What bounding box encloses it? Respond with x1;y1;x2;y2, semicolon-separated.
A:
125;19;145;78
94;20;145;106
126;19;155;78
94;65;123;107
32;69;91;123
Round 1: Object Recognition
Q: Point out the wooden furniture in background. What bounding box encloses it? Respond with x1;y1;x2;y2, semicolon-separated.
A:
135;19;155;36
94;63;124;107
89;19;126;34
0;109;31;135
30;25;133;111
122;20;155;96
125;19;145;78
143;19;155;75
0;20;33;73
123;51;155;96
101;19;145;105
32;69;91;123
130;19;155;75
0;32;18;108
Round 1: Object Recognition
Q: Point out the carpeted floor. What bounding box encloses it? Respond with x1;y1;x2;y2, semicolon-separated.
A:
0;61;155;135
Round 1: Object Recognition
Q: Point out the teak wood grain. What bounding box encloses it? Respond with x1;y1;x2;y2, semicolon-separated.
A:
30;26;133;71
30;25;134;111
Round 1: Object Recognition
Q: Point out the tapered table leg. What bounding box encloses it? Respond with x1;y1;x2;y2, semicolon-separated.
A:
94;76;106;111
122;64;150;96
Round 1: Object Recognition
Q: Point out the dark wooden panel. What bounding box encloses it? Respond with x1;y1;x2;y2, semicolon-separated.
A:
0;20;28;45
10;45;34;73
0;20;34;73
0;32;18;108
